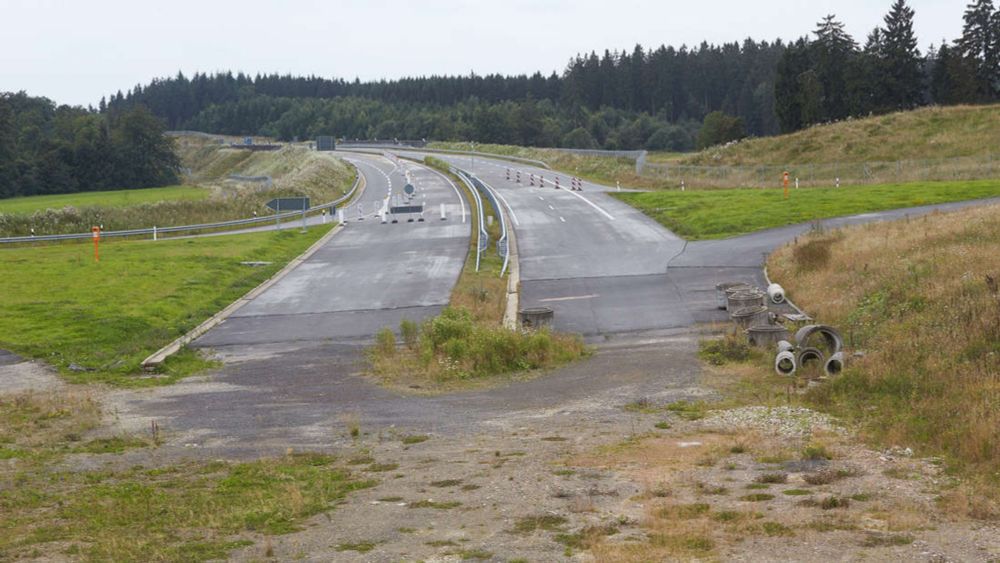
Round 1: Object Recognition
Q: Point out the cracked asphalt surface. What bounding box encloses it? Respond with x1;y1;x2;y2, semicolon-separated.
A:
99;150;1000;455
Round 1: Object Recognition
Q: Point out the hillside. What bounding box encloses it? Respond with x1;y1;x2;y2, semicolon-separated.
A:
683;105;1000;166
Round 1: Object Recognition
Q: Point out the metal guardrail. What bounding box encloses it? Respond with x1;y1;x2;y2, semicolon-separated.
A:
454;167;510;276
453;169;488;272
341;144;551;170
0;170;362;244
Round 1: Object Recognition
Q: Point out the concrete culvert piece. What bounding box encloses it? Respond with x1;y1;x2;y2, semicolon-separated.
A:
767;283;786;304
716;282;750;310
794;324;844;356
747;325;790;348
777;340;794;353
775;350;797;376
727;289;766;314
825;352;845;376
796;347;826;372
731;305;769;330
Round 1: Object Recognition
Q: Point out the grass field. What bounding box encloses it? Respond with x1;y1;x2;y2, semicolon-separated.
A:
0;226;332;386
0;391;375;561
613;179;1000;239
767;203;1000;517
0;141;356;237
0;185;209;215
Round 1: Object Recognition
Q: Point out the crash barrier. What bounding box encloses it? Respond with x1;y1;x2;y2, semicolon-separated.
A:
453;167;510;276
0;169;363;244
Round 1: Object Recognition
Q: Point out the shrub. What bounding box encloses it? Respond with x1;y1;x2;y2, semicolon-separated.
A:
399;319;419;350
699;336;752;365
374;328;396;357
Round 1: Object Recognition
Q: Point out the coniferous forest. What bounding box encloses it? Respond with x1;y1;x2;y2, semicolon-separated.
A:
3;1;1000;198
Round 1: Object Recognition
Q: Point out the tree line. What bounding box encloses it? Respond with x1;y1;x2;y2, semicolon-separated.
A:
104;2;999;152
776;0;1000;132
0;92;179;199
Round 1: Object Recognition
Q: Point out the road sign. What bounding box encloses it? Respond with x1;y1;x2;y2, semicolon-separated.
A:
404;184;415;195
266;197;310;212
390;205;424;214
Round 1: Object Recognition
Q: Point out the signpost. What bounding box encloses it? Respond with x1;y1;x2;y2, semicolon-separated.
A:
404;183;415;196
91;226;101;262
266;197;310;231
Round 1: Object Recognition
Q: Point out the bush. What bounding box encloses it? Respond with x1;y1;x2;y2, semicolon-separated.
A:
699;336;752;365
400;319;419;350
374;328;396;357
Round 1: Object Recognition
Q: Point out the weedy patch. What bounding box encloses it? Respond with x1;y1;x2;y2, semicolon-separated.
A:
408;500;462;510
511;515;568;534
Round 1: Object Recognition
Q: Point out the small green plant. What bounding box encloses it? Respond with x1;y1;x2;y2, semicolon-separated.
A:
820;496;850;510
408;500;462;510
374;328;397;357
729;443;748;454
783;489;812;496
401;434;429;445
802;443;833;461
699;336;752;365
512;514;568;534
740;493;775;502
430;479;463;488
711;510;742;522
761;522;794;536
654;421;672;430
666;400;707;420
861;533;915;547
755;472;788;484
400;319;419;349
336;541;377;553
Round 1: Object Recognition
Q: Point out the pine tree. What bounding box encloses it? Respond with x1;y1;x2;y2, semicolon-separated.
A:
812;15;859;120
881;0;924;109
959;0;998;98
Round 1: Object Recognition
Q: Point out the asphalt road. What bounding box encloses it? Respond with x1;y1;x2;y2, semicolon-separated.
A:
194;152;470;349
101;149;1000;452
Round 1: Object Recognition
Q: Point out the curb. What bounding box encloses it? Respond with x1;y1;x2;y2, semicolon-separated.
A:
502;225;520;330
141;171;367;371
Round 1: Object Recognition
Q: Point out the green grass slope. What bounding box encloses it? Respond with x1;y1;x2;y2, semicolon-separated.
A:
0;185;208;216
682;104;1000;166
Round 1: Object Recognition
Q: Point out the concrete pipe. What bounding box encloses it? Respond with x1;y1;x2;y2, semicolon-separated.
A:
726;289;766;314
777;340;794;353
767;283;786;305
747;325;790;348
731;305;769;330
716;282;750;310
775;350;797;376
794;325;844;356
824;352;845;377
796;347;826;371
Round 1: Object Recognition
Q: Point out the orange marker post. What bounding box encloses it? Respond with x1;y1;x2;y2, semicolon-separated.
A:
91;226;101;262
782;171;790;199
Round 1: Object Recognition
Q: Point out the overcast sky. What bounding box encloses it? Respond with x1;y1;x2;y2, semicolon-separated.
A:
1;0;967;107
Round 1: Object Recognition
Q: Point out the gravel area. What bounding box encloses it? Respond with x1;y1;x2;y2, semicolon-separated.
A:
702;405;844;438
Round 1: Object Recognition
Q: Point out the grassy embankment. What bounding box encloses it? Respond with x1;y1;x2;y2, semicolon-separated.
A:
437;105;1000;190
0;137;356;237
0;392;374;561
613;179;1000;239
761;204;1000;517
0;227;332;386
368;156;586;390
0;185;209;215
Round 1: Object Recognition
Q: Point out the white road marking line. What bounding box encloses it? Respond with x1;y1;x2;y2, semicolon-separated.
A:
537;196;544;201
564;189;615;221
559;216;565;222
539;294;599;303
547;204;555;210
491;188;520;226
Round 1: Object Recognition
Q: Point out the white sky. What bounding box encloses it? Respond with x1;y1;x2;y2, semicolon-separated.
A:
1;0;966;107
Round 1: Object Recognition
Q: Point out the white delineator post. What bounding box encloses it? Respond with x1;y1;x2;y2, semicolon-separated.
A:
440;203;447;221
153;225;157;241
